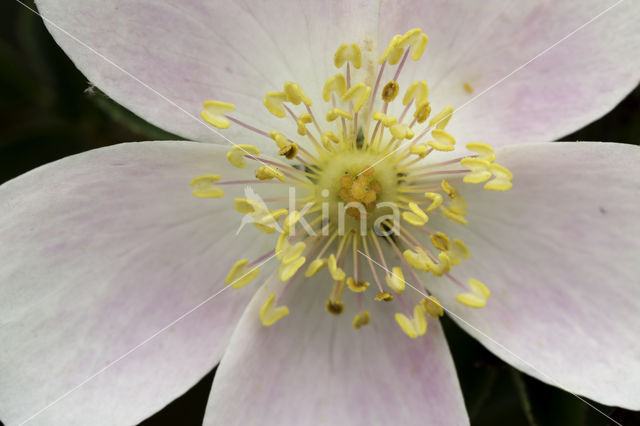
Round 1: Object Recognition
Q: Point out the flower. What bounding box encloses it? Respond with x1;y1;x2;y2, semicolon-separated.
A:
1;1;640;425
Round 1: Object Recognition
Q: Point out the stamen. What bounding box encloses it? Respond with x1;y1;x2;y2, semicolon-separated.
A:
352;311;370;329
421;296;444;318
456;278;491;308
201;100;235;129
190;174;225;198
226;144;260;168
225;259;260;289
395;304;427;338
260;293;290;326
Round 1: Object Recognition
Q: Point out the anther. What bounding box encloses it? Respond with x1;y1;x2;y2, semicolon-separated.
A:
190;174;225;198
334;43;362;69
323;74;347;101
226;144;260;168
381;81;400;102
414;101;431;123
385;267;406;294
256;166;286;182
456;278;491;308
395;304;427;338
263;91;288;118
260;293;289;326
327;108;354;122
429;105;454;130
403;81;429;106
346;277;370;293
325;299;345;315
201;100;236;129
342;83;371;113
352;311;371;329
284;82;312;106
398;28;429;61
225;259;260;289
484;164;513;191
421;296;444;318
428;129;456;151
374;291;394;302
461;158;492;183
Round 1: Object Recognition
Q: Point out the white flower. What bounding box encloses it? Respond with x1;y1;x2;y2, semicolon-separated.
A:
1;1;640;425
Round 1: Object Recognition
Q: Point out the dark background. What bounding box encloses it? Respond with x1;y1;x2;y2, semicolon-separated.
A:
2;1;639;425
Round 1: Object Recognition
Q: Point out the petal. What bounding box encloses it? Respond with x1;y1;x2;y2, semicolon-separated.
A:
427;142;640;409
381;0;640;145
0;141;274;424
204;272;468;425
34;0;380;146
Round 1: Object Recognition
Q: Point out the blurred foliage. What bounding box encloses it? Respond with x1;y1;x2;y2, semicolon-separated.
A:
1;1;639;425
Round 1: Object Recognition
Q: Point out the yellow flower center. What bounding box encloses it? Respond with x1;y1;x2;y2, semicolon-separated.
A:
192;28;513;338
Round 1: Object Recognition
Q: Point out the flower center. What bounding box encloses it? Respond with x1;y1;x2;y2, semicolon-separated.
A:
191;28;513;338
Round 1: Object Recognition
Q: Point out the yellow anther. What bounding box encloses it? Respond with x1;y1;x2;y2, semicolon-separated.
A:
297;119;308;136
328;254;346;281
234;197;265;214
278;256;306;282
352;311;371;329
342;83;371;113
326;108;354;122
372;111;397;127
334;43;362;69
382;81;400;102
260;293;289;326
398;28;429;61
428;129;456;151
463;82;474;93
385;267;405;294
447;239;470;266
276;233;306;263
430;232;450;252
402;202;429;226
256;165;285;182
284;81;312;106
282;210;300;235
461;158;492;183
201;100;235;129
190;174;225;198
346;277;370;293
466;142;495;162
456;278;491;308
379;34;404;65
325;299;345;315
269;130;289;148
429;105;454;130
484;163;513;191
321;131;340;149
425;252;451;277
441;180;458;198
374;291;394;302
279;143;299;160
225;259;259;289
402;81;429;106
226;144;260;168
409;143;430;158
414;101;431;123
323;74;347;101
440;205;468;226
390;123;415;140
263;91;288;118
305;258;327;277
423;192;443;212
403;247;430;271
395;304;427;338
421;296;444;318
296;113;313;136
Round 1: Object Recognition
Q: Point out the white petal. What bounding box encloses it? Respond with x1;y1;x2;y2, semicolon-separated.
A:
34;0;380;147
426;142;640;409
204;272;468;425
0;142;274;424
381;0;640;145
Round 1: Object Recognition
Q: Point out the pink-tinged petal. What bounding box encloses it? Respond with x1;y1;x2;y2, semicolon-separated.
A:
381;0;640;146
204;272;468;426
426;142;640;409
34;0;380;147
0;142;273;425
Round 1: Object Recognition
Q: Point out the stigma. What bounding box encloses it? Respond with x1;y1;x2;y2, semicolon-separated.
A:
192;28;512;339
